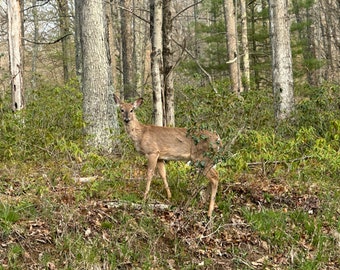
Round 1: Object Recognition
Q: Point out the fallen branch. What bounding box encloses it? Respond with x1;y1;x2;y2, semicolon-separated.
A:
247;155;314;175
105;200;170;211
223;126;245;152
74;176;97;183
247;155;313;167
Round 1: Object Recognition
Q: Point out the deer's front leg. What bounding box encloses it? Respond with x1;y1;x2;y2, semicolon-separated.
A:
143;153;159;200
204;166;219;217
157;160;171;199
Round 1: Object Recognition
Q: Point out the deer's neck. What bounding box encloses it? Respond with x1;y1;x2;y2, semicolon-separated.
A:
124;118;144;145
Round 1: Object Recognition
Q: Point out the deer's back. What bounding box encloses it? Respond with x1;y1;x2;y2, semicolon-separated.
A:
136;125;220;162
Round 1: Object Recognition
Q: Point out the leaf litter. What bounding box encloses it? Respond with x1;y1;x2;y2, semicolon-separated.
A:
0;171;339;269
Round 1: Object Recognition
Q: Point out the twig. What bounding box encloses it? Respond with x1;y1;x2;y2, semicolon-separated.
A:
247;155;313;167
197;221;250;240
74;176;97;183
172;0;203;22
24;0;50;12
234;256;255;269
118;5;149;24
105;200;169;211
226;56;238;64
224;126;246;152
173;39;218;94
24;33;72;45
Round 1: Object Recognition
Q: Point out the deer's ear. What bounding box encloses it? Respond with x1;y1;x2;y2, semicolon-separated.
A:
113;94;120;105
133;98;143;108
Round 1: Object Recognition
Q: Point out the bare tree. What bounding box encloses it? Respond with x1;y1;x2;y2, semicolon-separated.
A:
30;0;39;89
8;0;24;111
57;0;71;83
223;0;243;94
121;0;137;100
74;0;82;83
134;0;150;96
150;0;163;126
163;0;175;126
240;0;250;91
317;0;340;83
77;0;118;152
106;0;119;94
269;0;294;120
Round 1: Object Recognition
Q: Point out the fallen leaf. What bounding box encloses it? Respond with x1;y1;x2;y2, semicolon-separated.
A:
85;228;91;237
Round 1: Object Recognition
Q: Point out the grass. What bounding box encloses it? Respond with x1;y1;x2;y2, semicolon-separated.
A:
0;155;339;269
1;83;339;269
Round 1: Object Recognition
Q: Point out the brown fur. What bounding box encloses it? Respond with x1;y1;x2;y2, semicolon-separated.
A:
114;95;220;217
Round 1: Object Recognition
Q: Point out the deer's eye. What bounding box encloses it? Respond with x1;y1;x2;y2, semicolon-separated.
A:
121;109;124;113
130;109;134;113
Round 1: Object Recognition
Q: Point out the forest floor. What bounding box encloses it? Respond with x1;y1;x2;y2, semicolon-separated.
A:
0;160;340;269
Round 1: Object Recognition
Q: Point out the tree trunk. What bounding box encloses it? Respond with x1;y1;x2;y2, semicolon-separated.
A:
150;0;163;126
8;0;24;111
163;0;175;127
250;2;259;89
268;0;294;121
79;0;119;152
31;0;38;90
74;0;82;84
121;0;137;100
223;0;243;94
240;0;250;91
107;0;119;94
291;0;318;86
57;0;71;83
193;0;200;58
134;0;149;97
319;0;340;83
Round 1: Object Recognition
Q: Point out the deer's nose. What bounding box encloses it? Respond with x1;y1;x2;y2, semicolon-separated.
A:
123;111;130;123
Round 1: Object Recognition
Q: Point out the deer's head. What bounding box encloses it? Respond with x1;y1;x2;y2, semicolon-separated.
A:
114;95;143;124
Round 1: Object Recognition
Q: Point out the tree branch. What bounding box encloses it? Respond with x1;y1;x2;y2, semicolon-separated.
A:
24;33;72;45
24;0;51;12
172;0;203;22
247;155;314;169
117;5;150;24
173;39;218;94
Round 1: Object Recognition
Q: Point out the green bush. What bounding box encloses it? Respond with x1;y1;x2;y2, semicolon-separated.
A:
0;80;83;162
174;81;339;179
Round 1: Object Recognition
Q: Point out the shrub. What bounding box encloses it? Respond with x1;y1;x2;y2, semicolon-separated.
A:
0;80;83;162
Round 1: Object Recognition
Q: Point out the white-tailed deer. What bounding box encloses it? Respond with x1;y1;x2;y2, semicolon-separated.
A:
114;95;220;217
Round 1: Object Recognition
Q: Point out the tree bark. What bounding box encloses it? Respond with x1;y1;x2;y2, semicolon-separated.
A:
150;0;164;126
268;0;294;121
223;0;243;94
163;0;175;127
107;0;119;95
121;0;137;100
57;0;71;83
134;0;149;97
8;0;24;111
240;0;250;91
79;0;119;152
193;0;200;58
74;0;82;84
319;0;340;83
31;0;38;90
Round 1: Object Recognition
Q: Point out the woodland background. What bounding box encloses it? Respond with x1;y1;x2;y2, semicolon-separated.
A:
0;0;340;269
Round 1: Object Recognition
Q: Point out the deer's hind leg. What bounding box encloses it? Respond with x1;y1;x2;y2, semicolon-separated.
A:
157;160;171;199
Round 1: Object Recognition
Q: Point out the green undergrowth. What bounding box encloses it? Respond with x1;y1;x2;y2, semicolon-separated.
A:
0;81;339;269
